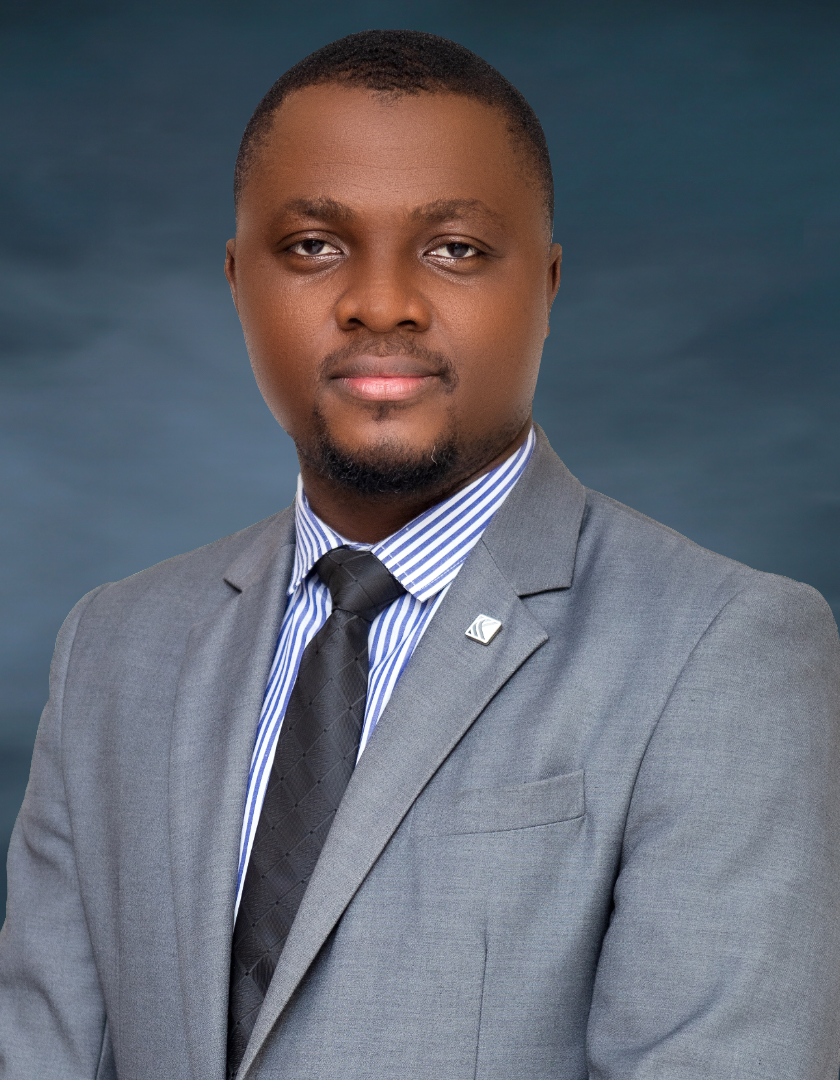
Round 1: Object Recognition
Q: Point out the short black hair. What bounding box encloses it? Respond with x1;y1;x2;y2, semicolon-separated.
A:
234;29;554;228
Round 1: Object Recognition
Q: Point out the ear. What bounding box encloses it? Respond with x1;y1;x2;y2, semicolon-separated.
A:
225;238;239;311
545;243;562;336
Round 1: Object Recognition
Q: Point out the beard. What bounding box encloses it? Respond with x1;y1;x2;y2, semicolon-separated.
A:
296;407;524;501
297;408;461;497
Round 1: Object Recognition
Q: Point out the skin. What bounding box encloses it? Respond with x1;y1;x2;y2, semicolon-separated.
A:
226;83;562;542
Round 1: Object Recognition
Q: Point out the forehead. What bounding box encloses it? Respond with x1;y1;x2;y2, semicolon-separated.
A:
238;84;544;227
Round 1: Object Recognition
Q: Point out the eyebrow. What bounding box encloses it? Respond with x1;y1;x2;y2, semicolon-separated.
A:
275;197;357;222
410;199;503;225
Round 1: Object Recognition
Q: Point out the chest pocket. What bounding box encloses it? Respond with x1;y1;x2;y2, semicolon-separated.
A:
413;769;585;836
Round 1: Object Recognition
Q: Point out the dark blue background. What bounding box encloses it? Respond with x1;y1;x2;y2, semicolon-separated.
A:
2;0;838;912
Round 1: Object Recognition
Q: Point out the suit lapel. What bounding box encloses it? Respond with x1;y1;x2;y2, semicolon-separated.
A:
168;512;295;1080
238;540;551;1079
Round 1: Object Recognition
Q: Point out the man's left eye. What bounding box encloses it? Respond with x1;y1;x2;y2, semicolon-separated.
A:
428;242;479;260
289;239;341;256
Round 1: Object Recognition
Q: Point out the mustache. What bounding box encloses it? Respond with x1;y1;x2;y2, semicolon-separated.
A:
317;335;459;388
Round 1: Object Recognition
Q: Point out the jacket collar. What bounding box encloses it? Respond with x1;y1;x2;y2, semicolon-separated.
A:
222;508;296;592
480;424;586;595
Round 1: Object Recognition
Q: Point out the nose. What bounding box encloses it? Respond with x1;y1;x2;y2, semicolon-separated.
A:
334;252;432;333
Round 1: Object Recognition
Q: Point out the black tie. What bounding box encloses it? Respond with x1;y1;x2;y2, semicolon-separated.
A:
226;547;405;1077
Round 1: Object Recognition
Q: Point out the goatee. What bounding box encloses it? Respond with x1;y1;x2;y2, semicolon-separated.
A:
299;426;461;498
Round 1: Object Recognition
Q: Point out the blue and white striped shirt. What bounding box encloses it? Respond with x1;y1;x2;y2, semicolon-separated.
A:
235;427;535;910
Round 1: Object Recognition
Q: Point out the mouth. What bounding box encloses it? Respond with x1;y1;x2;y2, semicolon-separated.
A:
331;354;441;403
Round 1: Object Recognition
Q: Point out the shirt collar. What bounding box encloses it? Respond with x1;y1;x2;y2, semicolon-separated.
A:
290;426;535;602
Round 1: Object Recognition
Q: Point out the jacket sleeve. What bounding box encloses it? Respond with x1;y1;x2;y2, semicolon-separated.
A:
0;586;114;1080
586;575;840;1080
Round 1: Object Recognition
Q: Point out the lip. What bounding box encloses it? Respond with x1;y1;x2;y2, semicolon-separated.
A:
330;354;440;403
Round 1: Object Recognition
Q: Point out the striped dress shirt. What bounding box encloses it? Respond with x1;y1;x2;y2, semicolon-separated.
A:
235;426;535;910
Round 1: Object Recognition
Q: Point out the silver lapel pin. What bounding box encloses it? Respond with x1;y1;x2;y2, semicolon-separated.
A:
465;614;503;645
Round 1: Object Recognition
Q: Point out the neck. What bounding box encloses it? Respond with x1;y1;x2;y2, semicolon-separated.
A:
299;421;532;544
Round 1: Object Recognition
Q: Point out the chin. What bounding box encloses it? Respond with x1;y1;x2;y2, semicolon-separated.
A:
300;428;461;498
298;407;526;499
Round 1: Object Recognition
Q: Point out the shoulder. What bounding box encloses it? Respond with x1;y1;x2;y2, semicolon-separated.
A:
60;506;294;643
577;486;837;650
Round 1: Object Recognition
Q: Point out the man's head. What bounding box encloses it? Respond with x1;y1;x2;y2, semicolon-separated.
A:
226;30;561;537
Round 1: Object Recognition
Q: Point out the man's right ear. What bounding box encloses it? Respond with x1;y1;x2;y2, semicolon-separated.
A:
225;238;239;311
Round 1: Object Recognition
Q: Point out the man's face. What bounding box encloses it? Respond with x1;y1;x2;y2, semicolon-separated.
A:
227;84;561;499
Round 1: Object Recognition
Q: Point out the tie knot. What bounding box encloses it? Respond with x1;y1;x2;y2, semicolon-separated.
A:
315;547;406;621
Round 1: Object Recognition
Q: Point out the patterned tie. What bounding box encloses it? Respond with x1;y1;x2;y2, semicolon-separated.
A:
226;546;406;1077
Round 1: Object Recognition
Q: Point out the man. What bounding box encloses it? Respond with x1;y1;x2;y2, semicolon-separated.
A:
1;28;839;1080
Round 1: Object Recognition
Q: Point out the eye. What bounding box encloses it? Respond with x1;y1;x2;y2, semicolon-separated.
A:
289;238;342;257
427;242;480;261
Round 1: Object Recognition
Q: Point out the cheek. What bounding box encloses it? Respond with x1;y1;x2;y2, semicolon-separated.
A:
237;266;327;427
439;284;544;410
241;267;312;359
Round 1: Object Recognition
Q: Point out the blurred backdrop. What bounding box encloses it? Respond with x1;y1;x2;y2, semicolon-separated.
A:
1;0;838;906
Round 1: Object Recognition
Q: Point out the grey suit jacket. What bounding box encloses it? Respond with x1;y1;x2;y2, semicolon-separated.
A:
2;428;839;1080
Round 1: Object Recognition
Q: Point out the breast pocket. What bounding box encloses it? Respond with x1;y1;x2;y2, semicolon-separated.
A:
413;770;585;836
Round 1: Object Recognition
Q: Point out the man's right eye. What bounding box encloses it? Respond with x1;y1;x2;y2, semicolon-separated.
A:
289;239;341;256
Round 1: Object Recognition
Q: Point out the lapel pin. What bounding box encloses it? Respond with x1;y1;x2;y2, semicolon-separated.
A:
465;614;503;645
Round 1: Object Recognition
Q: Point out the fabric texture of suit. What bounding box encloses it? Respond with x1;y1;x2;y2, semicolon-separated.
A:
1;427;839;1080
